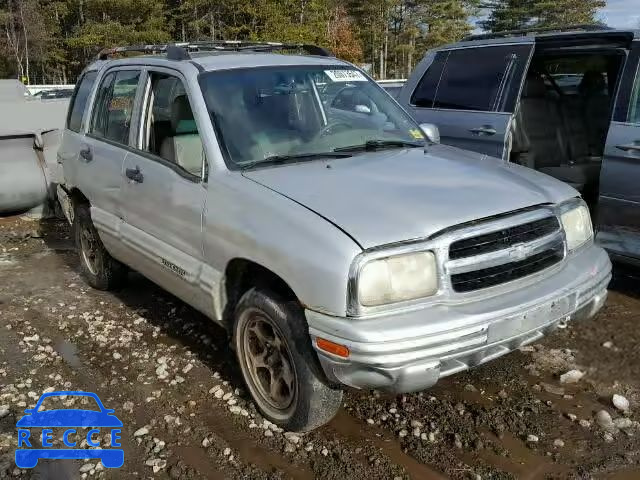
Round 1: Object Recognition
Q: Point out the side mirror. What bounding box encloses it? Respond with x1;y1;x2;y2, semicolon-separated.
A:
33;131;44;150
420;123;440;145
354;104;372;114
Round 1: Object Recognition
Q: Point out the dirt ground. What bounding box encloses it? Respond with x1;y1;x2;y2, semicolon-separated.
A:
1;216;639;480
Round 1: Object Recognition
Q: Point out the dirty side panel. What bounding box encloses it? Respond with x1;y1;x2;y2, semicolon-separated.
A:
0;137;47;215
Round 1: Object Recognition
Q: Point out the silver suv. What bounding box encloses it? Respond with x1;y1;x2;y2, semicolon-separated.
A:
57;41;611;432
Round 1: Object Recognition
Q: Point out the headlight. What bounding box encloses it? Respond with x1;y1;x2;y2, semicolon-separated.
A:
357;251;438;307
560;204;593;251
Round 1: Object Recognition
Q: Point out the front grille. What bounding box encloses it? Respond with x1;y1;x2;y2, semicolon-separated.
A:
449;216;560;260
451;246;563;293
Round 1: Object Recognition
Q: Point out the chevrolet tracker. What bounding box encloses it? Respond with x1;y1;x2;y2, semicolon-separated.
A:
56;41;611;432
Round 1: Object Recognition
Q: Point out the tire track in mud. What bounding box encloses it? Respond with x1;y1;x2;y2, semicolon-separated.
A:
326;409;447;480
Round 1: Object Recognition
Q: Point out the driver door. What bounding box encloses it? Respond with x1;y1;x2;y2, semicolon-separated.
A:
119;68;212;315
596;42;640;261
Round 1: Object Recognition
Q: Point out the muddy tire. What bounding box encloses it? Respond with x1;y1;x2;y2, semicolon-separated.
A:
233;288;343;432
74;202;127;291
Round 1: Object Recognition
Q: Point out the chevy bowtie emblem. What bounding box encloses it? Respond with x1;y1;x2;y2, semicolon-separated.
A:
509;243;533;261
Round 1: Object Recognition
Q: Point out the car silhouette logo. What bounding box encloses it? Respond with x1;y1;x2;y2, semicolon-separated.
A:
15;391;124;469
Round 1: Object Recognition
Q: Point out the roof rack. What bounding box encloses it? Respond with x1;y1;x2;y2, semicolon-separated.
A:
96;41;333;61
461;24;612;42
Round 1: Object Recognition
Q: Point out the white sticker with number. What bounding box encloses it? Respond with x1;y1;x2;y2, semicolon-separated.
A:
324;69;368;82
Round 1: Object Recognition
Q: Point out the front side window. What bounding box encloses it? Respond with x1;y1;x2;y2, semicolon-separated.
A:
629;64;640;124
418;45;531;113
199;65;425;168
90;70;140;145
140;72;204;177
66;71;98;132
410;52;447;108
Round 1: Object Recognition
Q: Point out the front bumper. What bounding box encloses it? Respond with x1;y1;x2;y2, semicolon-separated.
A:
306;244;611;393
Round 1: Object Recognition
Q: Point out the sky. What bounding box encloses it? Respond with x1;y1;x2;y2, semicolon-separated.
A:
597;0;640;29
474;0;639;32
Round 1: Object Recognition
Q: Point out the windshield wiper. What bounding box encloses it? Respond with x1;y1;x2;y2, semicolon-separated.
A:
240;152;352;170
334;139;424;153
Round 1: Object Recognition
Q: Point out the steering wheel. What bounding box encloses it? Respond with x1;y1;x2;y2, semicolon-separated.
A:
316;122;352;139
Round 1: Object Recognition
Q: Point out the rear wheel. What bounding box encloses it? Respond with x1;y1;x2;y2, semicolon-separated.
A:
233;288;343;432
74;202;127;290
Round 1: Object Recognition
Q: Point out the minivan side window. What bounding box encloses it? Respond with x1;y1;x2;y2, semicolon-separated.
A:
90;70;140;146
66;71;98;133
411;52;447;108
434;47;518;112
412;45;531;113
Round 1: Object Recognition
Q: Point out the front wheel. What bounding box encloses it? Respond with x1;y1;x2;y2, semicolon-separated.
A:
233;288;343;432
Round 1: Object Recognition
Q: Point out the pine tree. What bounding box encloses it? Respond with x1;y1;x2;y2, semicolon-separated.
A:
480;0;606;33
532;0;606;28
478;0;536;32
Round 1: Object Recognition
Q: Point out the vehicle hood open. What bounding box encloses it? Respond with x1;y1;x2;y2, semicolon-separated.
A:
242;146;577;249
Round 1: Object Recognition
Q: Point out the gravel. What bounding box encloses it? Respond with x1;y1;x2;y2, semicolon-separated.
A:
612;394;630;413
1;216;640;480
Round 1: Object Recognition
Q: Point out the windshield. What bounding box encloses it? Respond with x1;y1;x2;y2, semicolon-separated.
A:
199;65;425;168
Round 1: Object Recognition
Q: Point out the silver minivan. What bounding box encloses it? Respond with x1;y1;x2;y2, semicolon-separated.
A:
398;26;640;266
58;41;610;432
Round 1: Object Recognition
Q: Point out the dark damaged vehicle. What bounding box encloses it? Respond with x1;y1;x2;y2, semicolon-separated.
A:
398;25;640;266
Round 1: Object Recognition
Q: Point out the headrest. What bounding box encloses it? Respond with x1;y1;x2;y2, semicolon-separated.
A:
579;71;606;95
523;75;547;98
171;95;197;134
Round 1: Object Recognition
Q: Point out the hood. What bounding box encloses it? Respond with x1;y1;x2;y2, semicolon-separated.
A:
243;146;577;249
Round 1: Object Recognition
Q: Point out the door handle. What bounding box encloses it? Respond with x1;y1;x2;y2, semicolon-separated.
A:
125;167;144;183
616;142;640;153
469;126;497;136
79;147;93;162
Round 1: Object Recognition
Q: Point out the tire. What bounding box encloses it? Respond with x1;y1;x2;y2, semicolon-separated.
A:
233;288;343;432
74;202;127;291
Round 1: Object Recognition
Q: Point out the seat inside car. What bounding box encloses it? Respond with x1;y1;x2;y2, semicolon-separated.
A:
579;70;611;155
516;73;604;194
518;74;567;169
160;95;204;175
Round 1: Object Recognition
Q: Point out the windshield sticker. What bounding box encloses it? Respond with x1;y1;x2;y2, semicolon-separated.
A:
325;70;367;82
409;129;425;140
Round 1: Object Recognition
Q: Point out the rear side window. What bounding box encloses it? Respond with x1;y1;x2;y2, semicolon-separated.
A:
410;53;447;108
66;71;98;132
412;45;531;113
90;70;141;145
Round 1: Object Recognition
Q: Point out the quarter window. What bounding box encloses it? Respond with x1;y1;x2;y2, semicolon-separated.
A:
90;70;140;145
67;71;98;133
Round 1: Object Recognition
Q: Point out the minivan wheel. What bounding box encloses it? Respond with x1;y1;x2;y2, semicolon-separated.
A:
74;203;127;291
233;288;343;432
